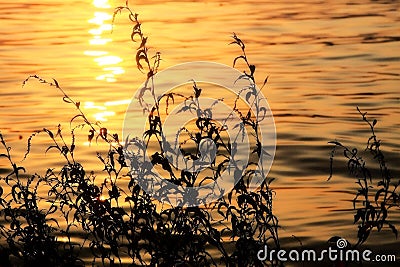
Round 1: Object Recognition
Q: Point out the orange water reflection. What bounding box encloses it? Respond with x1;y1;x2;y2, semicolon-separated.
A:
0;0;399;260
82;0;128;124
85;0;124;83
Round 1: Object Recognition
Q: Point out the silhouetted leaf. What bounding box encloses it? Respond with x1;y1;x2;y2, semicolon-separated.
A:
388;223;398;238
261;75;269;89
233;56;246;67
88;129;95;143
100;128;108;139
375;188;386;202
52;78;60;88
63;96;72;104
45;145;61;154
70;114;84;125
249;64;255;76
354;209;364;224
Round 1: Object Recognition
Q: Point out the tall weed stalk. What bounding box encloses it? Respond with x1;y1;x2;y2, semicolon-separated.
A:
329;107;400;247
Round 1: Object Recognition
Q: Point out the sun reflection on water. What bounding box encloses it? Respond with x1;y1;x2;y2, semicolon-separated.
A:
85;0;125;83
82;0;129;125
93;0;111;9
84;101;116;122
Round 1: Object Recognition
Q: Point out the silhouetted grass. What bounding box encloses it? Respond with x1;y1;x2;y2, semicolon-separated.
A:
329;107;400;247
0;2;281;266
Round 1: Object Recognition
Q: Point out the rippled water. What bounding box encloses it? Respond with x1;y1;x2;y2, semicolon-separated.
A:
1;0;399;265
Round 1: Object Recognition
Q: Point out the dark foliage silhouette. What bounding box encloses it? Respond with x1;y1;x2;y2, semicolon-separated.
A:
329;107;400;247
0;2;281;266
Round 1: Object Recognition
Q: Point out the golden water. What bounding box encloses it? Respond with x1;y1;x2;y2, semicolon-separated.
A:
0;0;399;264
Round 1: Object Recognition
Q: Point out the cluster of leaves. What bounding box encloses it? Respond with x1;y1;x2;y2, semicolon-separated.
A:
0;133;84;267
0;2;282;267
329;107;400;246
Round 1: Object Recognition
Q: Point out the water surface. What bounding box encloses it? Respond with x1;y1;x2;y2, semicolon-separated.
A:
0;0;399;265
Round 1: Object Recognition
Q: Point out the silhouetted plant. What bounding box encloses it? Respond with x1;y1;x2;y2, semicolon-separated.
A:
0;2;282;266
0;133;84;266
212;33;280;267
329;107;400;247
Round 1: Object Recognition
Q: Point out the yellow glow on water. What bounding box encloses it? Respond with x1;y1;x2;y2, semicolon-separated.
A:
94;55;122;66
88;24;113;35
104;99;131;106
83;101;116;121
89;36;112;45
57;236;69;243
93;0;111;9
96;74;116;82
84;101;106;111
95;111;116;121
84;50;108;56
85;0;124;83
96;66;126;81
88;12;112;25
104;66;125;75
83;141;91;147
